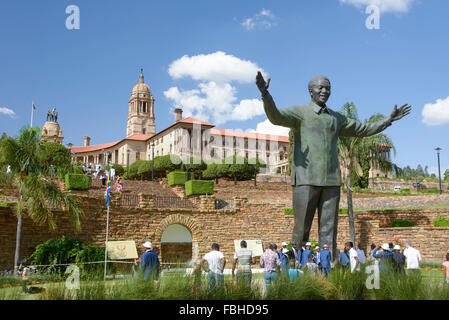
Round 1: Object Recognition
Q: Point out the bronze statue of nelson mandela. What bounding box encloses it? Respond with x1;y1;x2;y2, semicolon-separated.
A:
256;71;411;260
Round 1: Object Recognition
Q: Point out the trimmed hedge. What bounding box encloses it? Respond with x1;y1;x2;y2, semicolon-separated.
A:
65;173;92;190
168;171;193;186
185;180;214;196
391;219;413;227
433;216;449;227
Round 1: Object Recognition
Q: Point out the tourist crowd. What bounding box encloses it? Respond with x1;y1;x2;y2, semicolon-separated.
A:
137;238;449;294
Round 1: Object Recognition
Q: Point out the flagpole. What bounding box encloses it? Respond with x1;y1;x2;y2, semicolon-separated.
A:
104;168;111;282
104;203;110;281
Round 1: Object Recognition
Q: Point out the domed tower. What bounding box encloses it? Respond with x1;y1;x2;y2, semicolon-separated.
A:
41;107;63;144
126;69;155;136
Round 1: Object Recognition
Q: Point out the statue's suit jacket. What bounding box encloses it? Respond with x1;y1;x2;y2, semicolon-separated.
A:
262;92;392;187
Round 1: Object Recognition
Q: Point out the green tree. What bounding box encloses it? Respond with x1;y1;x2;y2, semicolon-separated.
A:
154;155;182;177
444;169;449;182
181;157;207;180
202;163;220;183
40;142;72;176
248;157;266;186
0;127;83;274
338;103;395;244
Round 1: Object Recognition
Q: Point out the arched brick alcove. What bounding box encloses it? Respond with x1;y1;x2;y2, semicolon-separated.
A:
154;214;203;263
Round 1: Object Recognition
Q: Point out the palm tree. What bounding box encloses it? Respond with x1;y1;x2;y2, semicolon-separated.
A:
338;103;395;244
0;127;83;274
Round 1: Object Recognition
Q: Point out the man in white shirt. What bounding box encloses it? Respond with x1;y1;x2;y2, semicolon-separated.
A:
356;243;367;265
403;241;422;274
346;242;360;272
201;243;226;290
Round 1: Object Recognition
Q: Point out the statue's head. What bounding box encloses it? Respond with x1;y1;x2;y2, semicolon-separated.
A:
308;76;331;107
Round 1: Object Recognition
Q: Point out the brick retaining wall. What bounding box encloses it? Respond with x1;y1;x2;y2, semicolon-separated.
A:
1;198;448;270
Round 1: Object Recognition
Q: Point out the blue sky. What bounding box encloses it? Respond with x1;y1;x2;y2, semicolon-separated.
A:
0;0;448;174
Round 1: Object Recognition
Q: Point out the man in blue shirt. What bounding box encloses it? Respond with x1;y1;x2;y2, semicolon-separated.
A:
339;247;350;270
320;244;332;277
300;242;313;268
371;243;394;271
140;241;161;281
279;242;289;273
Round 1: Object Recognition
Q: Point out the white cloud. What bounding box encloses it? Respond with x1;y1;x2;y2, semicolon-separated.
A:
422;96;449;126
241;9;277;31
339;0;415;13
248;119;290;137
165;52;267;125
0;107;15;117
168;51;265;83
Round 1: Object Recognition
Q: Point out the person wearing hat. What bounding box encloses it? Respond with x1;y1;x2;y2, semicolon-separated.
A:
279;242;289;273
371;243;394;271
140;241;160;281
300;242;313;268
392;244;405;274
320;244;332;277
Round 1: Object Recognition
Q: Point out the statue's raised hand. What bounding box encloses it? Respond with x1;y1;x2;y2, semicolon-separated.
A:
256;71;271;96
389;104;411;122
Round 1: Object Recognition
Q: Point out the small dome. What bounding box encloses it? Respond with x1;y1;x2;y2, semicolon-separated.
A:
132;70;152;95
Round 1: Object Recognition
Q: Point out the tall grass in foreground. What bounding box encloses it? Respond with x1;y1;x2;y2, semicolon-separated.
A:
27;268;449;300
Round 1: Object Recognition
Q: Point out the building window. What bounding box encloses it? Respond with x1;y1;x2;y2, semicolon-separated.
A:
143;128;146;134
136;152;141;161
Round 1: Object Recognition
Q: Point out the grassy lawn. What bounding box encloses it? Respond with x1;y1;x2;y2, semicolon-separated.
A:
1;268;446;300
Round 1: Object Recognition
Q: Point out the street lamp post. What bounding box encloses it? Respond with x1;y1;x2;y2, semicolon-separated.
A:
186;156;189;182
126;149;130;178
151;142;155;182
435;147;442;195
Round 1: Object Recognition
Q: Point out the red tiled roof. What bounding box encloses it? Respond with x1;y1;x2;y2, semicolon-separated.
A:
210;128;289;143
178;117;215;127
125;134;153;141
71;134;153;154
148;117;215;141
71;141;121;154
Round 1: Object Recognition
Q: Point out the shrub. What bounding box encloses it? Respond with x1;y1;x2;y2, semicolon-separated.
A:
421;188;440;194
72;165;84;174
29;236;114;277
433;216;449;227
400;188;411;195
185;180;214;196
339;208;348;215
127;160;147;180
391;219;413;227
181;157;207;179
154;155;182;177
65;173;92;190
137;160;154;180
168;171;192;186
284;208;293;215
